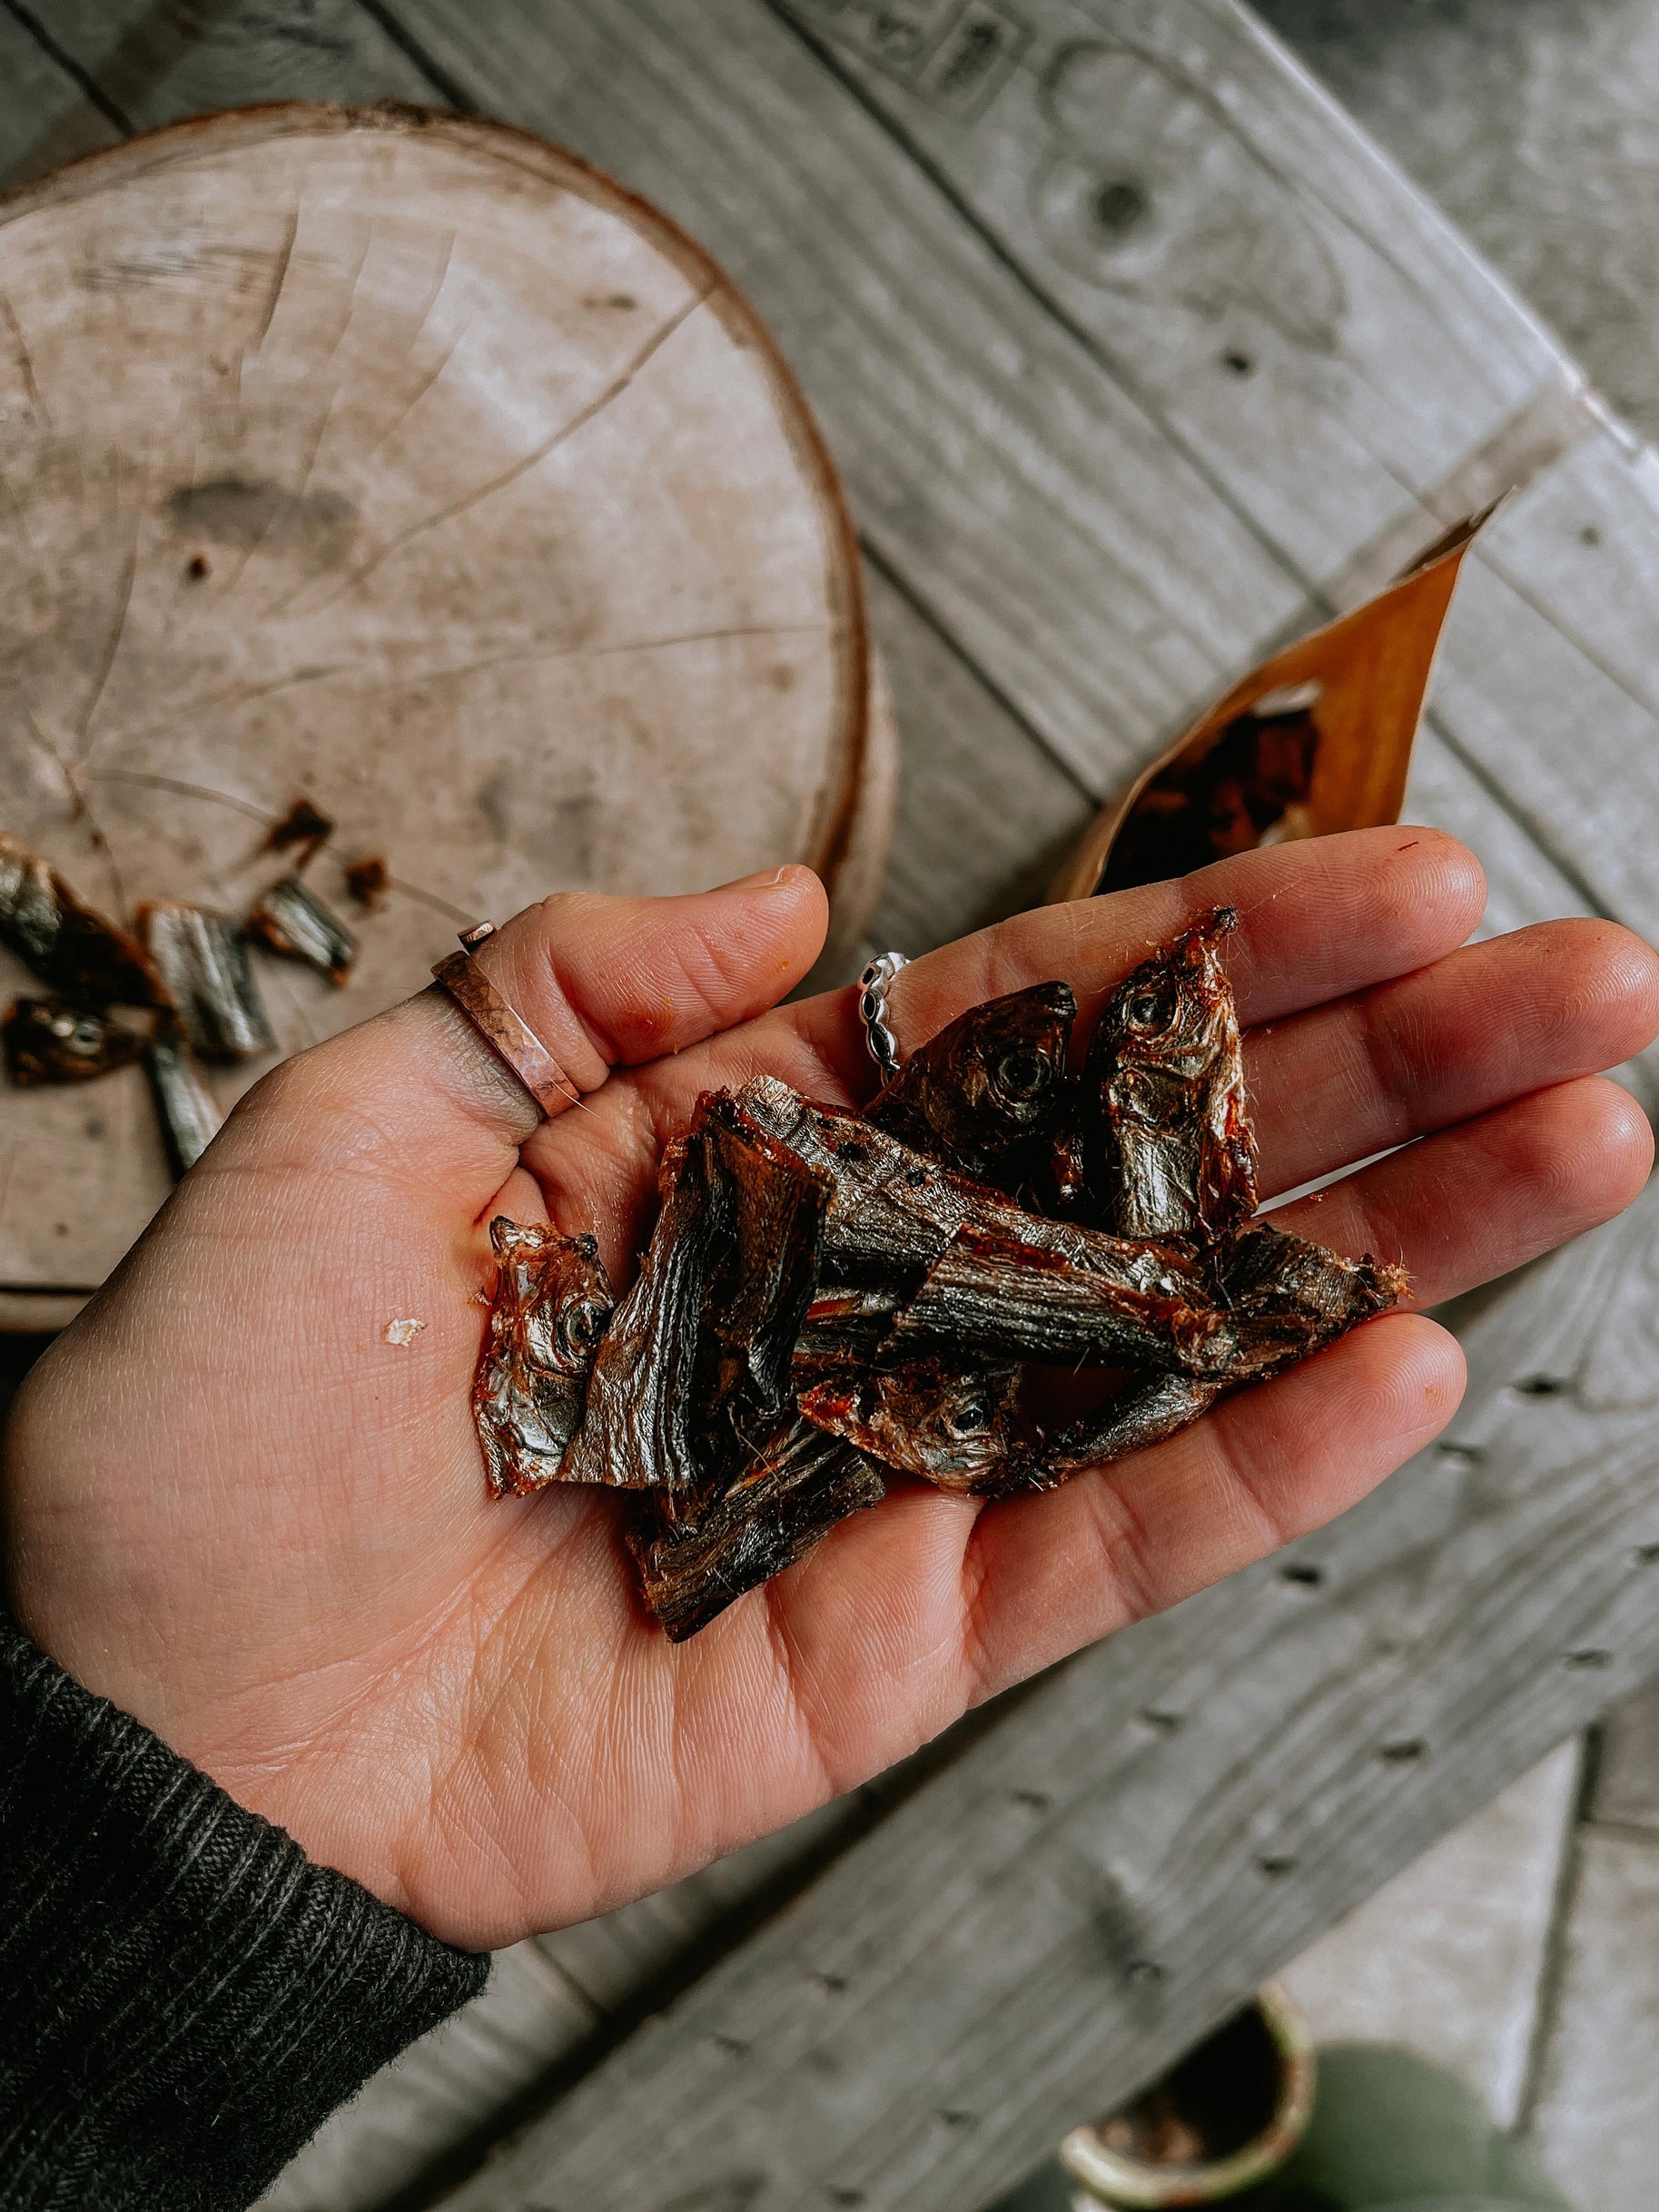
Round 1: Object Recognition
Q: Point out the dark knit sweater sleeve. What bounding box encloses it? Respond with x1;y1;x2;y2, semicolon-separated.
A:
0;1619;489;2210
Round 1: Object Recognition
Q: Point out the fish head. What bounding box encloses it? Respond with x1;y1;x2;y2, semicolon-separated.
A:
879;981;1076;1173
488;1218;615;1372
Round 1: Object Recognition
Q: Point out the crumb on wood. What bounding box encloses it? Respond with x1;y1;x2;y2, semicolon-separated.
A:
344;854;390;909
266;795;333;858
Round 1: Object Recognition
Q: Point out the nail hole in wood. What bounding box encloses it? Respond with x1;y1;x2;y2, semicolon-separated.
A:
713;2033;750;2058
1140;1709;1183;1733
1257;1854;1299;1878
1565;1649;1612;1669
1636;1543;1659;1564
1581;523;1602;546
1127;1960;1167;1987
827;2190;865;2207
940;2109;976;2128
1091;177;1150;238
1516;1374;1568;1396
1221;349;1253;375
1436;1440;1483;1465
1013;1787;1054;1812
1380;1738;1427;1763
817;1971;848;1993
1280;1561;1324;1586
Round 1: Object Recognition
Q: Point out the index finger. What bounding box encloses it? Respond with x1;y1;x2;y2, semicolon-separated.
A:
757;825;1486;1104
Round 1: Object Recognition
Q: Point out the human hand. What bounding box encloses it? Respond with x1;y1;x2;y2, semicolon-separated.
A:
4;829;1655;1949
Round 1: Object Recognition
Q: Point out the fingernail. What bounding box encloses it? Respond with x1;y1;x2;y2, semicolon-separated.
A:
721;864;805;894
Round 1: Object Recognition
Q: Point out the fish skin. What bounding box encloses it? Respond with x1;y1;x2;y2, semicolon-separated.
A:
1078;905;1258;1241
867;981;1076;1186
3;997;143;1086
798;1356;1025;1492
245;874;358;986
0;833;165;1009
472;1220;616;1496
139;901;277;1062
144;1032;222;1177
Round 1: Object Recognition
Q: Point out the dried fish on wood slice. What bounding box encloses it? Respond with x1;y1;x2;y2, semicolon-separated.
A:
1051;509;1491;901
3;998;143;1087
473;1220;616;1496
0;832;165;1008
144;1032;222;1178
1076;906;1256;1241
865;982;1075;1186
885;1220;1240;1377
138;901;277;1062
798;1357;1026;1493
264;795;334;861
245;874;358;986
628;1415;884;1641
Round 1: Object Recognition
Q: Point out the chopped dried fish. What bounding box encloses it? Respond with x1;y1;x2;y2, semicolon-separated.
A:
344;855;390;909
698;1091;829;1427
245;874;359;985
559;1130;724;1491
144;1032;222;1178
1208;1220;1408;1366
798;1356;1026;1493
264;795;333;858
628;1414;884;1641
3;998;143;1086
985;1376;1227;1498
473;1220;615;1496
885;1220;1238;1377
867;982;1075;1185
1077;906;1257;1241
0;832;164;1008
139;901;277;1061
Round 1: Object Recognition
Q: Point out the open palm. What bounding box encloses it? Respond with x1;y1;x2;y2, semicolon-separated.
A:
4;827;1655;1951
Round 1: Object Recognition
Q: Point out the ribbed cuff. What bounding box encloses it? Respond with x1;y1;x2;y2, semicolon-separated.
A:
0;1619;489;2211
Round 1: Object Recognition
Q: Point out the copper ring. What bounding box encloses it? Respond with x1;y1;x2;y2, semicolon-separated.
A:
431;922;583;1116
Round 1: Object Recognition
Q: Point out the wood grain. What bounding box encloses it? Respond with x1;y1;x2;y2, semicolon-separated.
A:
0;102;881;1302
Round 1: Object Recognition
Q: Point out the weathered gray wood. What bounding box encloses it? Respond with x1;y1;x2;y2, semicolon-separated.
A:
0;7;120;188
436;1182;1659;2212
369;0;1313;796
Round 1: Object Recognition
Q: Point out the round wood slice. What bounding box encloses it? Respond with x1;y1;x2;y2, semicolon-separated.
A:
0;104;894;1328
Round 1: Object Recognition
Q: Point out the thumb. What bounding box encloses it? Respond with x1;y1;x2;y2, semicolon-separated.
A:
224;865;829;1188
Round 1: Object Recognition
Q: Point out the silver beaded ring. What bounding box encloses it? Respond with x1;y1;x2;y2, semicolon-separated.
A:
857;951;910;1085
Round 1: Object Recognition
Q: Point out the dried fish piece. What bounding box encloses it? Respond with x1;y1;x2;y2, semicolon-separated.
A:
983;1376;1226;1498
144;1032;222;1177
798;1357;1026;1493
264;794;333;860
245;874;359;985
3;997;143;1086
0;832;165;1008
866;982;1075;1185
1097;688;1320;890
560;1095;830;1489
344;855;390;909
1077;906;1257;1241
559;1131;719;1491
473;1220;615;1496
628;1415;884;1641
1208;1220;1408;1366
139;900;277;1061
885;1220;1239;1377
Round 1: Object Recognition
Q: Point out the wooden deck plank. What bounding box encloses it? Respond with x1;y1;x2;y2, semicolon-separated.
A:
4;5;1658;2208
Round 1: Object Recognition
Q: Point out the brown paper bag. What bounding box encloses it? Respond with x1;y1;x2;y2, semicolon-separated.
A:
1050;509;1491;903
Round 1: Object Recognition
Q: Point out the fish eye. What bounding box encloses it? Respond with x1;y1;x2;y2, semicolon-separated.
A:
994;1047;1051;1100
1124;987;1173;1031
562;1302;607;1354
945;1395;988;1436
